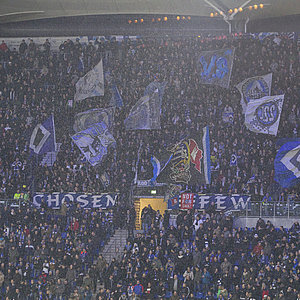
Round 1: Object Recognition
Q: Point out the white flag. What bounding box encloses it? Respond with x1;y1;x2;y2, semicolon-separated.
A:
74;60;104;101
245;95;284;136
236;73;272;113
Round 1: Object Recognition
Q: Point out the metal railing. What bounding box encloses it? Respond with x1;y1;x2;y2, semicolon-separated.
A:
234;200;300;218
0;198;25;207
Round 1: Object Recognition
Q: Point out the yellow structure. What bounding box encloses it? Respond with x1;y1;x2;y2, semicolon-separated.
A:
134;197;167;229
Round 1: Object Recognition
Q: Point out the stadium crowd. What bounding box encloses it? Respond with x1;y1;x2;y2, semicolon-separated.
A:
0;32;299;299
0;200;299;299
0;34;299;200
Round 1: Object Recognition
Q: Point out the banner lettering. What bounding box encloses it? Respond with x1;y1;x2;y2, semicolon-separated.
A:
168;194;251;210
33;193;117;209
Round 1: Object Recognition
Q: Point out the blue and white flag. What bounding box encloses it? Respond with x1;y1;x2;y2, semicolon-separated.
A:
236;73;272;113
198;48;235;88
73;107;114;132
230;153;237;167
124;90;161;130
71;122;116;166
247;175;256;184
74;59;104;101
245;95;284;136
144;80;167;105
150;156;161;183
274;139;300;188
222;106;234;124
109;83;123;108
30;115;56;155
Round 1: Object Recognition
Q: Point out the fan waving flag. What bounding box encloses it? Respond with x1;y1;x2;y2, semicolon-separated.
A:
274;139;300;188
151;126;211;185
236;73;272;113
74;59;104;101
245;95;284;136
30;115;56;155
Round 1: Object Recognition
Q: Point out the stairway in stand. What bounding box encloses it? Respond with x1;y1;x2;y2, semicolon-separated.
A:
100;229;128;264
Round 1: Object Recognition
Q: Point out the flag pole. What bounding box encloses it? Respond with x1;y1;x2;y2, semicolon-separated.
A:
52;114;57;152
134;140;143;185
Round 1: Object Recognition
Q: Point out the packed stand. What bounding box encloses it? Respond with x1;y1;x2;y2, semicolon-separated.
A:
0;199;299;299
93;204;300;299
0;34;299;201
0;201;128;299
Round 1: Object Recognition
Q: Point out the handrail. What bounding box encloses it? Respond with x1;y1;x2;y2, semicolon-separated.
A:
0;198;24;207
235;199;300;218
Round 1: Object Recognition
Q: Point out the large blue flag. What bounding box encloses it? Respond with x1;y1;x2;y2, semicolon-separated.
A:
274;139;300;188
124;90;161;130
198;48;235;88
29;115;56;155
71;122;116;166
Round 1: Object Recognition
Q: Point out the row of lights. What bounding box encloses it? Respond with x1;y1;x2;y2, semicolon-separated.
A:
210;3;264;17
128;16;191;24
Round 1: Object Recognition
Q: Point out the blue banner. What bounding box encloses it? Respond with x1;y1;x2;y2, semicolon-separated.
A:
136;180;166;187
198;48;235;88
71;122;116;166
168;193;251;211
33;193;117;209
274;139;300;188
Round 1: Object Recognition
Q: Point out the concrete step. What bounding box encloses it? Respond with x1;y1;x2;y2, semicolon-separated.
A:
100;230;128;264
